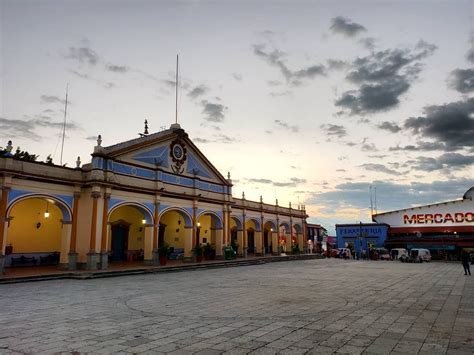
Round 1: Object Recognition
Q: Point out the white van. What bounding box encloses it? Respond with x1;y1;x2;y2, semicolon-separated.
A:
391;248;409;261
409;248;431;263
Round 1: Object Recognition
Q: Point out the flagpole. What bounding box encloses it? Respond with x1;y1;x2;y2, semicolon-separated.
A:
60;83;69;166
175;54;178;124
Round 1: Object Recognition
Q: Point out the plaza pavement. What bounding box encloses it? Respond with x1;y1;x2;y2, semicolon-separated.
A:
0;259;472;354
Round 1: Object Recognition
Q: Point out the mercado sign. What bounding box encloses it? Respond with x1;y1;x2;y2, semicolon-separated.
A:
403;212;474;224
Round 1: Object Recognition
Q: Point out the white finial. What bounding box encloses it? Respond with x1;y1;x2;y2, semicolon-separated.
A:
260;195;263;203
242;191;245;199
5;140;13;154
76;156;81;168
227;172;231;179
97;135;102;146
276;198;278;206
289;202;292;208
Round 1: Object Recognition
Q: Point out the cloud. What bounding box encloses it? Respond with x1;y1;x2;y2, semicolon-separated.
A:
320;124;347;138
359;163;402;176
327;59;348;70
200;100;228;123
0;116;79;141
359;37;376;50
269;91;292;97
329;16;367;37
70;70;115;89
376;121;401;133
231;73;243;81
106;64;129;73
65;45;99;65
389;141;449;152
448;68;474;93
336;41;437;115
467;33;474;63
246;177;306;188
410;153;474;172
193;137;210;144
336;169;346;172
40;95;69;105
274;119;299;132
306;179;473;213
86;135;98;141
253;44;326;86
188;85;210;99
403;97;474;150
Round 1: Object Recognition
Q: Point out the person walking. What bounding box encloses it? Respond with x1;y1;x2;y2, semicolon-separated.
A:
461;251;471;276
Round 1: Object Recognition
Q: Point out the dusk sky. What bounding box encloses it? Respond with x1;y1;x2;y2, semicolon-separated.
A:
2;0;473;234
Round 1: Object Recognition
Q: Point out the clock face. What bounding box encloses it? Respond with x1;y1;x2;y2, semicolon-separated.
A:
173;144;183;160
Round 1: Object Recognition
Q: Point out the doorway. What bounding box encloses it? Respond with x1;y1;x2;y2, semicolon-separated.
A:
111;224;129;262
247;230;255;254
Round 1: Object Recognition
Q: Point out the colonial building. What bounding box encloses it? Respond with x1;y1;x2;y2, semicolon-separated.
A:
0;124;308;273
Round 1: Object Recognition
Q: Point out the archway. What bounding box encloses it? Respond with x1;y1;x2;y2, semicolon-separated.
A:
245;218;261;255
197;211;224;259
108;203;154;264
293;223;303;252
264;220;277;254
230;216;243;256
279;222;291;253
5;196;72;268
158;208;193;260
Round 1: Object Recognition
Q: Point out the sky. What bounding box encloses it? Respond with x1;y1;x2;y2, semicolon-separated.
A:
1;0;473;234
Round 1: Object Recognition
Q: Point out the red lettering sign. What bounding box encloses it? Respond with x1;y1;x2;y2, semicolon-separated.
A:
403;212;474;224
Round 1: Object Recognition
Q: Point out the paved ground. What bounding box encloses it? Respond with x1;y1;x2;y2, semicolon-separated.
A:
0;259;472;354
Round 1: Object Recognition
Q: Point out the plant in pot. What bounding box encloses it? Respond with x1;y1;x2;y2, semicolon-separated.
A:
192;244;204;262
203;243;216;260
158;243;170;266
230;239;239;256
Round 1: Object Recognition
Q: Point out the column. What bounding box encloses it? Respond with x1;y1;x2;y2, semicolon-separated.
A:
255;231;263;256
152;200;160;264
242;211;247;257
143;225;154;264
215;228;223;258
0;186;10;275
184;227;193;260
297;233;304;254
223;206;229;246
99;193;110;269
86;191;101;270
237;230;244;257
59;222;72;267
68;191;80;270
272;230;278;254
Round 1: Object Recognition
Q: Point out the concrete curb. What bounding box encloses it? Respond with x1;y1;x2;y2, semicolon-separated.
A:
0;254;323;284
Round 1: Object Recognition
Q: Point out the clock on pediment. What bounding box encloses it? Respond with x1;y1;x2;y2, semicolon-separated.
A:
170;139;187;174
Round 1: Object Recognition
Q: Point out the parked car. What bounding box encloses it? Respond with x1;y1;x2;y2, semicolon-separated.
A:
391;248;409;262
372;248;390;260
322;249;339;258
408;248;431;263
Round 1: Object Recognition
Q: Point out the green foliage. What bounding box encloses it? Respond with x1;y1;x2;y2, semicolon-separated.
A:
158;242;170;257
230;239;239;253
13;147;38;161
192;244;204;257
45;155;54;165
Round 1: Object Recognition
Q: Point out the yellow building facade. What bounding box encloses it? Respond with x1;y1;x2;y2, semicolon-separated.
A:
0;124;307;273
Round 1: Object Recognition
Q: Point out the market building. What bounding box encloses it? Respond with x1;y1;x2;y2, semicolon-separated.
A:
336;223;389;258
372;187;474;260
0;124;309;274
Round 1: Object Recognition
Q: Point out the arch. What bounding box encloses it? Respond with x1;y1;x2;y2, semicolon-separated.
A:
246;217;261;232
279;222;291;233
263;219;277;231
158;207;192;227
7;194;73;222
197;210;223;229
293;223;303;234
230;215;243;231
109;202;154;224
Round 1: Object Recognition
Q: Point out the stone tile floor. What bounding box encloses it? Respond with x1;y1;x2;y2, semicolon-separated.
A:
0;259;472;354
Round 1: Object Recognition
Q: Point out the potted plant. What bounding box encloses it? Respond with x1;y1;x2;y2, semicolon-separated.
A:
292;244;300;254
203;243;216;260
158;243;170;265
230;239;239;256
192;244;204;262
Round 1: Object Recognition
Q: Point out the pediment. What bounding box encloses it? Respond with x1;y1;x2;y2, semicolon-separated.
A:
99;126;228;185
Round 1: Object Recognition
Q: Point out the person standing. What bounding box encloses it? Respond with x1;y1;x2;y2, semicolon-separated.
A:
462;251;471;276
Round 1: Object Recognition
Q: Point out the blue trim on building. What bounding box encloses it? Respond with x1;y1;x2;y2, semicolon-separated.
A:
336;224;388;257
132;146;169;167
186;153;212;179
